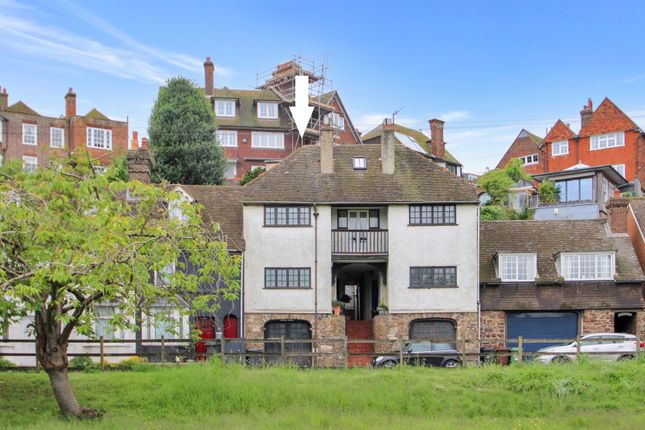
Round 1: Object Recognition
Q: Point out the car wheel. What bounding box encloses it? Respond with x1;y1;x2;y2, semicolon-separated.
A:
381;360;398;368
618;355;634;361
443;359;460;368
552;355;570;364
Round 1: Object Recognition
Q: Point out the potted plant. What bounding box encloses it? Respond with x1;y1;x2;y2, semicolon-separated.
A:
377;303;389;315
332;300;344;316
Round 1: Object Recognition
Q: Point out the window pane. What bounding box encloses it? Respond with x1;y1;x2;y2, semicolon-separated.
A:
288;207;299;225
596;254;612;278
501;256;516;280
421;206;432;223
433;268;445;286
338;210;348;229
517;256;528;280
445;267;456;286
265;269;276;288
277;207;287;225
563;255;579;279
432;206;443;224
369;209;379;229
579;178;593;201
277;269;287;288
265;207;275;225
299;269;310;288
410;268;420;288
299;207;310;225
445;206;456;224
288;269;298;288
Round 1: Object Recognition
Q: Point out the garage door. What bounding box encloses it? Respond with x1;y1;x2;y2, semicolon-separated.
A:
507;312;578;352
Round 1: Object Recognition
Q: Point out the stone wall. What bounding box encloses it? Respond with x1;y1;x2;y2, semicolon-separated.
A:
244;313;346;367
583;309;645;339
480;311;506;345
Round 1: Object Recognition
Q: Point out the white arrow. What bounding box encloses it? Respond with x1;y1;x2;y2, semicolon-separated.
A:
289;75;315;138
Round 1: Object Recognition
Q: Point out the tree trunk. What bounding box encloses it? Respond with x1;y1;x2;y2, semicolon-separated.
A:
46;367;83;417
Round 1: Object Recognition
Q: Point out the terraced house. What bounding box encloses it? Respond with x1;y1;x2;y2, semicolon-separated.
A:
0;86;128;170
240;119;479;366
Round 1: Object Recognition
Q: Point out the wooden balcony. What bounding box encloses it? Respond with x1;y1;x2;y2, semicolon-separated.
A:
331;229;388;258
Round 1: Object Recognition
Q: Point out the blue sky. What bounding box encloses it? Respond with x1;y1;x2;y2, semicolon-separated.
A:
2;0;645;174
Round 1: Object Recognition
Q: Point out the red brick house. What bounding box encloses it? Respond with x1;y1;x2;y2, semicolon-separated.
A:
0;86;128;170
202;57;361;181
496;129;544;175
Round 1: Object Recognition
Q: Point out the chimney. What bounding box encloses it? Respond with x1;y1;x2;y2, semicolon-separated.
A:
429;119;445;159
606;197;630;233
65;87;76;117
141;137;149;149
580;98;593;130
204;57;214;96
127;147;152;184
320;116;334;174
130;131;139;150
381;118;395;174
0;86;7;110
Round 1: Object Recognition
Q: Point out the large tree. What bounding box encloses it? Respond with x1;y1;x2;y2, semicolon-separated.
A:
0;157;240;417
148;77;226;184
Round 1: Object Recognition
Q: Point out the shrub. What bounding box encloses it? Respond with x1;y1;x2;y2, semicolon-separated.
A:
115;356;148;371
0;357;16;368
69;356;95;370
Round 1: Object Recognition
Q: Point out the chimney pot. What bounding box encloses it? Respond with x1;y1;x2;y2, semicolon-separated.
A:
381;119;395;174
141;137;149;149
429;119;445;159
0;86;7;110
65;87;76;117
204;57;214;96
131;131;139;150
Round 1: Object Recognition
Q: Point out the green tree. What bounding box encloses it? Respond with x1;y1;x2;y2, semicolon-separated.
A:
477;159;530;205
0;157;240;417
106;156;129;182
538;179;560;204
148;77;225;184
240;167;266;186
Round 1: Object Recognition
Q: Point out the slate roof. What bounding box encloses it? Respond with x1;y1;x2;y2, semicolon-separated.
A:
480;220;645;283
179;185;245;251
212;87;290;130
628;199;645;235
242;144;477;203
4;101;39;116
544;119;576;142
579;98;640;137
361;123;461;165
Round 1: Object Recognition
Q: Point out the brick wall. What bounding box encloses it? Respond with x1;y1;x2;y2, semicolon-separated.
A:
627;207;645;273
480;311;506;343
69;116;128;166
582;310;614;334
607;198;630;233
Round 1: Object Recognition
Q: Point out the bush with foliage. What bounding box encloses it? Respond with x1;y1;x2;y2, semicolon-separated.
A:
477;159;531;206
538;179;559;204
240;167;266;185
69;356;95;370
0;357;15;368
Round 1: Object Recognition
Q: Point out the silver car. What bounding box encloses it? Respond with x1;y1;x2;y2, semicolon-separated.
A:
536;333;642;364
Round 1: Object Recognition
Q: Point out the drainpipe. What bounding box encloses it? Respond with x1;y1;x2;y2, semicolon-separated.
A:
313;204;319;366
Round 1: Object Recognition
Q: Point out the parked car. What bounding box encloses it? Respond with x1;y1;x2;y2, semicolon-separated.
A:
536;333;643;364
372;342;461;368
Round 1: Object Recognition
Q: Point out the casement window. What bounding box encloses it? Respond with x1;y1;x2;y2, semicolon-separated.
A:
150;307;178;340
337;209;380;230
22;123;37;145
410;266;457;288
264;206;311;226
95;306;117;340
22;156;37;172
409;204;456;225
215;99;236;117
224;160;237;179
552;140;568;156
520;154;538;165
252;131;284;149
216;130;238;147
155;262;176;287
498;253;536;282
560;253;613;280
86;127;112;150
264;268;311;289
257;102;278;119
590;132;624;150
612;164;626;178
329;112;345;130
352;156;366;170
50;127;64;148
555;177;593;203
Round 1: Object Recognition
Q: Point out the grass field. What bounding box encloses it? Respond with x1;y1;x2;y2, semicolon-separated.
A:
1;359;644;429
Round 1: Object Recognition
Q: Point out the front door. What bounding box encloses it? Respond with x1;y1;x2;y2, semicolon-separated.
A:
195;317;215;361
223;315;238;339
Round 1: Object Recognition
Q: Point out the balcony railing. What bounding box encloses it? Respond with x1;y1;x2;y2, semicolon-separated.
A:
331;229;388;255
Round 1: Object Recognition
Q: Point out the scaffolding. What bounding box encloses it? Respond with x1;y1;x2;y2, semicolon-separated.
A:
256;55;338;148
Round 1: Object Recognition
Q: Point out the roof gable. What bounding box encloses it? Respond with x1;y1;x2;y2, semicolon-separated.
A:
213;87;289;130
579;98;639;137
5;101;39;116
544;119;576;142
85;108;110;120
496;129;543;169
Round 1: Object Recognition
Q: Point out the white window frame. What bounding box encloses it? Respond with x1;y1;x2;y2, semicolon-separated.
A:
520;154;538;165
612;164;626;178
215;99;236;117
559;252;614;281
155;261;176;287
353;156;367;170
251;131;285;149
590;132;625;150
551;140;569;156
498;253;537;282
22;155;37;172
50;127;65;149
216;130;238;147
148;306;180;340
224;160;237;179
95;305;119;340
86;127;112;150
257;102;279;119
329;112;345;131
22;123;37;146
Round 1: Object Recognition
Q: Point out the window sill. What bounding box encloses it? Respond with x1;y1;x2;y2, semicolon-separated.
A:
408;286;459;289
408;223;458;227
263;224;312;228
551;153;569;157
263;287;312;290
589;145;625;151
251;146;285;150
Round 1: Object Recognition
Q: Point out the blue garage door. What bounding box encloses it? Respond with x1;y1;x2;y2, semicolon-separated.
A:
507;312;578;353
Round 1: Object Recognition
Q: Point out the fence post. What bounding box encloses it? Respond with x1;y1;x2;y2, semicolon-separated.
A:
399;338;404;368
461;338;467;367
636;333;641;358
280;336;285;365
100;336;105;371
343;336;348;369
160;335;165;366
517;336;523;364
576;335;581;359
220;336;226;364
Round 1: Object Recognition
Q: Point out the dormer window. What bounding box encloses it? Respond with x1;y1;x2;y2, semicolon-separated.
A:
353;157;366;170
257;102;278;119
215;99;236;117
498;253;536;282
558;253;613;280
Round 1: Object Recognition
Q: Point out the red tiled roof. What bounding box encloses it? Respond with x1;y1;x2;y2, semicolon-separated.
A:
579;98;639;137
544;119;576;142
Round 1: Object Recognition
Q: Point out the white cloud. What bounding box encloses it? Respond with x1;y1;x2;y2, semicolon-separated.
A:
624;73;645;84
439;110;471;122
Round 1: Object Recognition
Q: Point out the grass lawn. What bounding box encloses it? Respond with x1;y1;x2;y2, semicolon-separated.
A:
1;359;644;429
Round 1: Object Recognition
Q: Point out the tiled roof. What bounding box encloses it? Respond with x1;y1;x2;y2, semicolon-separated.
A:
85;108;110;120
179;185;245;251
242;144;477;203
579;98;640;137
544;119;576;142
212;87;290;130
4;101;39;115
480;220;645;283
628;199;645;236
496;129;544;169
361;123;461;165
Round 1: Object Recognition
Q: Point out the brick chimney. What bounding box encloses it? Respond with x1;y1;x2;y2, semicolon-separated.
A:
65;87;76;117
429;119;445;159
580;98;593;130
130;131;139;150
320;116;334;174
606;197;630;233
141;137;149;149
0;86;7;110
204;57;214;96
127;147;152;184
381;118;395;174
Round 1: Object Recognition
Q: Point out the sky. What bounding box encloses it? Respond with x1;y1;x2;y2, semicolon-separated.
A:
2;0;645;174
